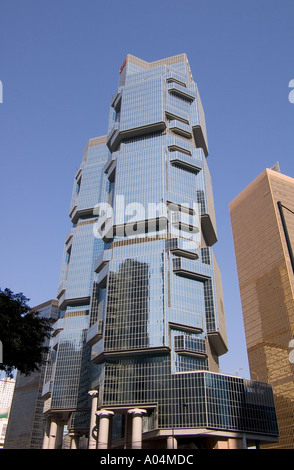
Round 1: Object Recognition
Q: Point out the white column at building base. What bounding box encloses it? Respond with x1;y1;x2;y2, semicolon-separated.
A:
167;436;177;449
69;432;80;449
47;415;64;449
88;390;99;449
48;416;58;449
127;408;147;449
55;421;65;449
96;409;114;449
228;437;246;449
42;418;51;449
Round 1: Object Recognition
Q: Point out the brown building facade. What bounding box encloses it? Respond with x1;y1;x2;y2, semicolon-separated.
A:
229;167;294;449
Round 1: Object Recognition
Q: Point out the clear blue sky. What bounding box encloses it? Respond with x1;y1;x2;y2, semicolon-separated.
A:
1;0;293;379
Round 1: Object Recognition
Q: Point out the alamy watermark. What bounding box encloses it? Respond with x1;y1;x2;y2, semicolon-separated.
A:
92;196;201;249
289;79;294;103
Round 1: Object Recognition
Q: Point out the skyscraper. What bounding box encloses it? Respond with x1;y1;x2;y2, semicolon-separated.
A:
42;54;278;450
230;167;294;449
4;300;59;449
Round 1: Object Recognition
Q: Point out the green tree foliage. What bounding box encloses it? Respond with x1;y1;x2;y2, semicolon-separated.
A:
0;288;53;377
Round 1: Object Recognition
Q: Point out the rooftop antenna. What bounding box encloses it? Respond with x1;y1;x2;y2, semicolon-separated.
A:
271;162;281;172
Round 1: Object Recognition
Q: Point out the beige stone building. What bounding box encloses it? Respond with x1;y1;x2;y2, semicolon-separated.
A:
229;166;294;449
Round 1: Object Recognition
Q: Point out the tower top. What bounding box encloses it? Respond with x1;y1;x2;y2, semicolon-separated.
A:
118;53;193;84
120;53;189;69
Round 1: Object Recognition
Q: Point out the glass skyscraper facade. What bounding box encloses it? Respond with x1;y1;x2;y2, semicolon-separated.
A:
230;167;294;449
42;54;278;449
4;300;59;449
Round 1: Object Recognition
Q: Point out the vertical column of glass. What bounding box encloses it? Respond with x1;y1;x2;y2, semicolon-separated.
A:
44;140;109;436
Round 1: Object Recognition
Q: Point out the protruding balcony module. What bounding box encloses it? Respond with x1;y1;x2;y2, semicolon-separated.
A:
167;82;196;102
86;319;104;346
168;151;202;174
